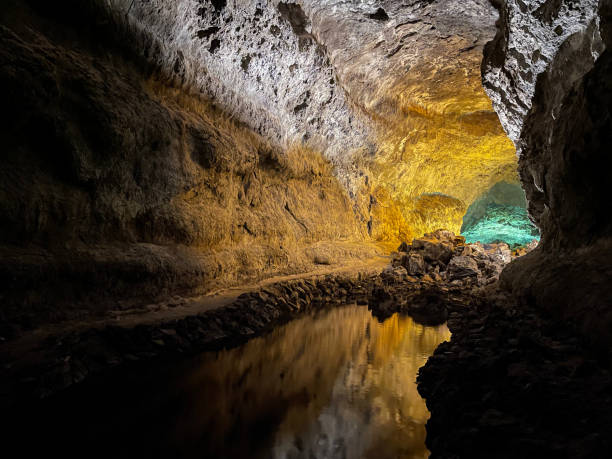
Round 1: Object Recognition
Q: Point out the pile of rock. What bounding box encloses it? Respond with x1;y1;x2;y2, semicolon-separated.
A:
388;229;512;287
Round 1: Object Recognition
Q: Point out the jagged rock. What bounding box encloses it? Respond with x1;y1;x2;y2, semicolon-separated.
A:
412;237;454;265
405;253;426;276
391;229;513;288
484;0;612;343
397;241;410;253
483;243;511;265
381;265;407;284
460;243;482;258
447;256;480;281
454;235;466;245
477;259;503;280
512;239;539;258
427;229;457;243
418;292;612;458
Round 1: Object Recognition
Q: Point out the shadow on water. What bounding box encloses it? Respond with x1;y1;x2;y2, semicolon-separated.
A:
5;305;450;459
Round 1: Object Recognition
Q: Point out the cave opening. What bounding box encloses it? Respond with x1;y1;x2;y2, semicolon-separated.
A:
460;181;540;247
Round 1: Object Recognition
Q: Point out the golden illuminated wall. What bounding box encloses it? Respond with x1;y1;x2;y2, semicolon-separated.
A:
361;59;518;243
320;17;520;245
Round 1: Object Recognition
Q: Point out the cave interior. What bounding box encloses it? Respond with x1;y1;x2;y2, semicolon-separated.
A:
1;0;611;458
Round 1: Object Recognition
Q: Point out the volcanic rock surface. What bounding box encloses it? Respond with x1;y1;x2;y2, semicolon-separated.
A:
118;0;519;240
0;0;522;330
483;0;612;343
0;0;379;331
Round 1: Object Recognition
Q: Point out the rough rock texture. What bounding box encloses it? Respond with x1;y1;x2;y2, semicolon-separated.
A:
368;229;516;327
461;181;527;231
113;0;519;240
392;230;513;285
117;0;372;159
484;0;612;343
483;0;602;144
0;0;522;331
418;292;612;458
0;1;379;332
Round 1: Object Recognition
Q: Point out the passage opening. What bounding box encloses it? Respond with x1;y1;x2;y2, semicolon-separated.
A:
461;181;539;247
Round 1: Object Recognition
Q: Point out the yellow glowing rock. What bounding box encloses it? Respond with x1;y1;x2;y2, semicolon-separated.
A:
357;64;518;244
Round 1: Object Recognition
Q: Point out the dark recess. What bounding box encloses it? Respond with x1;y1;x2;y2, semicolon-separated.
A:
209;38;221;53
210;0;226;12
368;8;389;21
241;54;252;72
277;2;311;38
197;26;219;40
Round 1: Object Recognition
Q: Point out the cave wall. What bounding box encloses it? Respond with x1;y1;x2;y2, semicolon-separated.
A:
113;0;520;241
113;0;372;161
460;181;539;247
0;0;377;330
0;0;526;330
484;0;612;342
306;0;519;239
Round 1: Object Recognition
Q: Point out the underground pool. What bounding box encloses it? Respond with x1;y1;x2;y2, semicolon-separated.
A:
5;305;449;458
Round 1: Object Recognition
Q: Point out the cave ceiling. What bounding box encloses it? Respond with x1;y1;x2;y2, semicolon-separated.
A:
125;0;519;240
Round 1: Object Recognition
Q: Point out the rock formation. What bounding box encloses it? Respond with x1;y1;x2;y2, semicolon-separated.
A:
372;229;518;323
0;0;377;331
0;0;523;330
483;0;612;343
112;0;519;239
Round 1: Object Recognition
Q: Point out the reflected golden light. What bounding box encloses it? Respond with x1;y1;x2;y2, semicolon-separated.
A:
168;306;450;458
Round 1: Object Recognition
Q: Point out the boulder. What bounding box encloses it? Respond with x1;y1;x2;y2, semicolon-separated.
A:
478;259;503;280
464;243;485;257
397;241;410;252
483;243;511;265
412;237;454;264
447;256;480;280
512;239;539;258
405;253;426;276
428;229;456;243
454;235;466;245
382;265;408;283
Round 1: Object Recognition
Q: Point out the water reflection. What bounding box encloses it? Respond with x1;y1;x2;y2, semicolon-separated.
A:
10;306;449;459
174;306;450;458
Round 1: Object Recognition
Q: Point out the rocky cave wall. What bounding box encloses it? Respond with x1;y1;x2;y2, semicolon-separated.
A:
483;0;612;342
0;0;523;329
114;0;520;241
461;181;539;247
0;0;377;330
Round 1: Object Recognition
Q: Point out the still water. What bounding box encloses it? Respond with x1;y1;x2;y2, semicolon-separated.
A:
10;305;450;459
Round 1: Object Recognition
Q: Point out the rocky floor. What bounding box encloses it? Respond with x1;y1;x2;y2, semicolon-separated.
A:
0;260;388;408
3;232;610;458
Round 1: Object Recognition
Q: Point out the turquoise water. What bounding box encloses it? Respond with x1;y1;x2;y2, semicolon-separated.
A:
462;203;539;247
